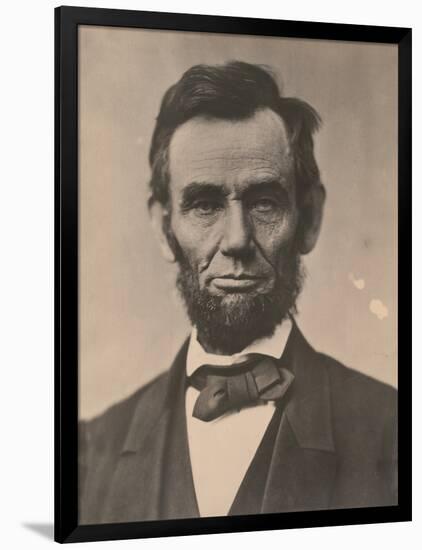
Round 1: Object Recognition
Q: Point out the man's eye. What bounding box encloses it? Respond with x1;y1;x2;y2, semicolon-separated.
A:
192;201;221;215
250;198;278;212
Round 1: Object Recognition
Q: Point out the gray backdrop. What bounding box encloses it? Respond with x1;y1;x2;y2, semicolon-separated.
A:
78;26;397;420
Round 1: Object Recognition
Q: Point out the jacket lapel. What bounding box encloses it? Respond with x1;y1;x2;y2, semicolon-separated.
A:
261;323;338;514
101;340;191;523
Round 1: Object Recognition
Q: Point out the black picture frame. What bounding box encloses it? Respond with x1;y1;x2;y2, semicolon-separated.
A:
55;5;412;544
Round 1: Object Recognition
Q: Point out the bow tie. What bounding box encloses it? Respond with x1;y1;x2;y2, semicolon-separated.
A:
188;355;294;422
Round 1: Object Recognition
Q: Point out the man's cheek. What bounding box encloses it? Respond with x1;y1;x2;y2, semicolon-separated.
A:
258;220;298;258
171;224;206;258
254;233;288;265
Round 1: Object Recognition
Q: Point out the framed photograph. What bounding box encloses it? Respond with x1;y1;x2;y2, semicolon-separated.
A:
55;5;411;544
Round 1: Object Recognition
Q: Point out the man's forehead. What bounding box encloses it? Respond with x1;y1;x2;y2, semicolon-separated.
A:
168;108;293;192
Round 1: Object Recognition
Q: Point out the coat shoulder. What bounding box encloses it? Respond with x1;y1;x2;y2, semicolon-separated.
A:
79;369;170;455
317;351;397;427
78;369;173;523
315;350;397;506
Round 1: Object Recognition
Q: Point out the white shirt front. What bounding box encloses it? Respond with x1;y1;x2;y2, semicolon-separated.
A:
185;318;293;517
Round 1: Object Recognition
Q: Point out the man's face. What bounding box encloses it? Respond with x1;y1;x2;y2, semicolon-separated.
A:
163;108;304;353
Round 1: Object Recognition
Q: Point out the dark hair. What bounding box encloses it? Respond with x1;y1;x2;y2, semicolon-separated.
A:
148;61;322;206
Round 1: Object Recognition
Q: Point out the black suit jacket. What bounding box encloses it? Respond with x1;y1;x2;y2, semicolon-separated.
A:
78;323;397;524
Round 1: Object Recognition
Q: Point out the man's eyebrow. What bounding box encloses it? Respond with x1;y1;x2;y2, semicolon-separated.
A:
241;179;290;201
179;182;227;204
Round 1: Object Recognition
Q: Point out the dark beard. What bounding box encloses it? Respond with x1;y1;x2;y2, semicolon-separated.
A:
172;240;305;355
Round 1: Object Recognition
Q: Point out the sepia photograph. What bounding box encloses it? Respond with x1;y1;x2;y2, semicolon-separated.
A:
75;23;399;526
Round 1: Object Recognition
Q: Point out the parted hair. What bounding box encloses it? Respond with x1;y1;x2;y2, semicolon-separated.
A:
148;61;322;207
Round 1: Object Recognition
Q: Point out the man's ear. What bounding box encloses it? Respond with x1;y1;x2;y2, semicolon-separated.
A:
297;184;326;255
148;198;177;263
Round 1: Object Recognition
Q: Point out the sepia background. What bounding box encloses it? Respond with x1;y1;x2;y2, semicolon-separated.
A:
78;26;398;420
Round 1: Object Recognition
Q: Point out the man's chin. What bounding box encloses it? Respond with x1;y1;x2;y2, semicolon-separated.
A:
191;290;290;354
215;291;267;321
217;291;264;307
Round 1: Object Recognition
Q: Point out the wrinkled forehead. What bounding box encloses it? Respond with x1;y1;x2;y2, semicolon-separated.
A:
168;108;294;194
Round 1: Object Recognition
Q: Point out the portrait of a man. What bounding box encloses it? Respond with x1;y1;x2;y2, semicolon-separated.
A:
77;28;398;524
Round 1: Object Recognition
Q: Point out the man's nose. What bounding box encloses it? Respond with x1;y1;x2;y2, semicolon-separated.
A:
220;202;254;257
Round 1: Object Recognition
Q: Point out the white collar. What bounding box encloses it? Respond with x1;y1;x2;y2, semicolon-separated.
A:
186;317;293;377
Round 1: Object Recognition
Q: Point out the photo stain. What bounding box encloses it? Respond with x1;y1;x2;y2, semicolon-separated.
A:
349;273;365;290
369;299;388;320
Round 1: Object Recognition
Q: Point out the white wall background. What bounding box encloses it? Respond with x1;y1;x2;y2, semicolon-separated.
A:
0;0;419;548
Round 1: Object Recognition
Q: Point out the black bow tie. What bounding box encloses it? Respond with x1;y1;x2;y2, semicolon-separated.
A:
188;355;294;422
